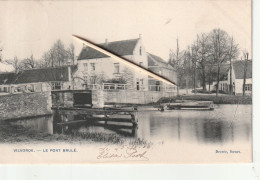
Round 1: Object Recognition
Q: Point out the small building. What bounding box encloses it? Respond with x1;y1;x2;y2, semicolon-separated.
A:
76;35;177;92
0;66;76;94
147;53;177;92
228;60;252;95
205;60;252;95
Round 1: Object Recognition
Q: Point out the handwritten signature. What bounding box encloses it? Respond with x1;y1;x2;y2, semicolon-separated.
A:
97;144;150;161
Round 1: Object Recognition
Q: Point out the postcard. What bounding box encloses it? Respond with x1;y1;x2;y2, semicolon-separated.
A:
0;0;252;164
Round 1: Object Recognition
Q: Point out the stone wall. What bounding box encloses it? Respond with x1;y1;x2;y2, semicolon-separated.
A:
0;92;52;121
102;90;175;104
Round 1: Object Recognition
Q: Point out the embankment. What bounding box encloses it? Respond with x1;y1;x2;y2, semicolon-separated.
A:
0;92;52;121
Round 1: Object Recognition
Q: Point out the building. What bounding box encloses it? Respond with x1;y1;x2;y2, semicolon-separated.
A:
0;66;76;94
206;60;252;95
228;60;252;95
76;35;177;92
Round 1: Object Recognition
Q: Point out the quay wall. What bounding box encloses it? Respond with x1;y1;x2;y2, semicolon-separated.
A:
0;92;52;121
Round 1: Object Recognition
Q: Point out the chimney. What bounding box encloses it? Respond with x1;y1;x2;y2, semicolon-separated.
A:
105;38;108;45
139;34;142;39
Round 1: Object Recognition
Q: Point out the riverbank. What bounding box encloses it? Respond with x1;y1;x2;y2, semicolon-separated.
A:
157;95;252;104
0;121;150;146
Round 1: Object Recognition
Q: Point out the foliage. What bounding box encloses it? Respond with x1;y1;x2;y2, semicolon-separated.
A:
103;77;126;84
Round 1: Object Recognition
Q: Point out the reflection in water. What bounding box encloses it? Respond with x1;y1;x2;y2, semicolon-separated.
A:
11;105;251;145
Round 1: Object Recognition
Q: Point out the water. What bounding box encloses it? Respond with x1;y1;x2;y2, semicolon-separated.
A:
11;105;252;145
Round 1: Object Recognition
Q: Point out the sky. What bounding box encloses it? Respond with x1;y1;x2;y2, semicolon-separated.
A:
0;0;251;71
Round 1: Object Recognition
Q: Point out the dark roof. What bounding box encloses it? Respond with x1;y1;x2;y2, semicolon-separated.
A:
77;38;139;60
232;60;252;79
0;66;76;85
205;64;230;82
147;52;174;69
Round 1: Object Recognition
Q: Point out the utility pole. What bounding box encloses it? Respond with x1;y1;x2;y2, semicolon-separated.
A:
243;52;249;96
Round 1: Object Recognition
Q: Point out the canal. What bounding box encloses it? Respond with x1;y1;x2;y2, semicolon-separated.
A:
10;104;252;146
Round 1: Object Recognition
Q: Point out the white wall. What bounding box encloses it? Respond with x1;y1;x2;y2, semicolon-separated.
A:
235;78;252;94
76;38;150;91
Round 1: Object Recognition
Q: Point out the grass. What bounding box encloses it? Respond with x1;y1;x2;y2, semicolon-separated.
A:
0;121;151;146
157;95;252;104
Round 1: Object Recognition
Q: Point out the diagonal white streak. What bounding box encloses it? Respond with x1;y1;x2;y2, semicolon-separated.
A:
72;34;176;86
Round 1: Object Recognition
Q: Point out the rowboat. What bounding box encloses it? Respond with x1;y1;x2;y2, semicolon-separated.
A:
159;100;214;111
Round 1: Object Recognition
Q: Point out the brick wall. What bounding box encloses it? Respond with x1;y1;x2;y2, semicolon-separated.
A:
0;92;52;121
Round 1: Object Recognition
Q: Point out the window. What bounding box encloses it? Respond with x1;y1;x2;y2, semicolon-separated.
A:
140;79;144;85
244;84;252;91
90;76;96;84
84;63;88;71
83;76;88;83
51;82;62;90
114;63;120;74
139;46;142;56
90;63;95;71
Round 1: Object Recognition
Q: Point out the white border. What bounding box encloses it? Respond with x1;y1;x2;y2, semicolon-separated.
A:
0;1;259;179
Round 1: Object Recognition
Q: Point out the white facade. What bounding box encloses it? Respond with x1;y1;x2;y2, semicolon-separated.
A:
76;38;176;92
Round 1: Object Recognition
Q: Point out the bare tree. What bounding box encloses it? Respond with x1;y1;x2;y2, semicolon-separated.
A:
196;33;211;91
208;29;231;97
191;39;199;94
242;51;249;96
67;43;75;65
20;54;38;70
227;37;239;94
4;56;22;72
41;40;74;67
169;38;185;95
0;48;2;62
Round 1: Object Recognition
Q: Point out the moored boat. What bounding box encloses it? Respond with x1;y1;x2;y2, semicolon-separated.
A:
159;100;214;111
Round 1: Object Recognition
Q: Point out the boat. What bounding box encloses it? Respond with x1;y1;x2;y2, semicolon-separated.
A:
159;100;214;111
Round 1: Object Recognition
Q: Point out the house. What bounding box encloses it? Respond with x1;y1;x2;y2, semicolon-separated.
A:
0;66;76;94
228;60;252;95
205;64;230;92
76;35;177;92
205;60;252;95
147;53;177;92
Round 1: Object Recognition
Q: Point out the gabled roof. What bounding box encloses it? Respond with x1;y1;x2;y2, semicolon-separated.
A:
212;64;230;81
77;38;139;60
232;60;252;79
147;52;174;70
0;66;76;85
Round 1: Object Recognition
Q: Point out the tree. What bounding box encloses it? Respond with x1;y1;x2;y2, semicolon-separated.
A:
4;56;22;73
190;40;199;94
67;43;75;64
41;40;71;67
0;48;2;62
196;33;211;91
227;37;239;94
20;54;37;70
208;29;234;97
242;51;249;96
169;38;185;95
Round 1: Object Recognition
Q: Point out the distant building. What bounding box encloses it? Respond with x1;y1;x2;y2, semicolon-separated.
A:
206;60;252;95
76;36;177;92
0;66;76;94
228;60;252;95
